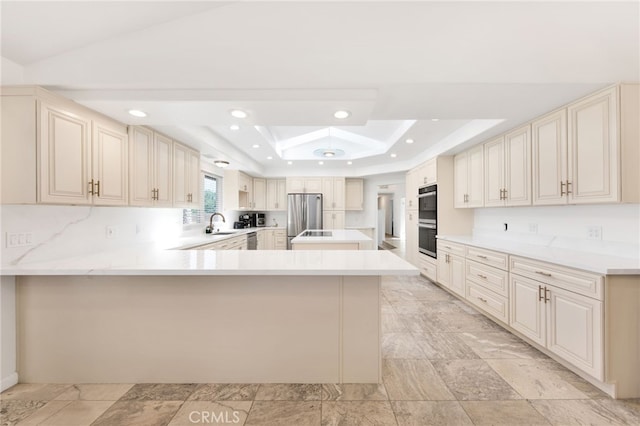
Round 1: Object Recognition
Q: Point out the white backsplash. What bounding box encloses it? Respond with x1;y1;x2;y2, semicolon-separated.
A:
473;204;640;259
0;205;184;266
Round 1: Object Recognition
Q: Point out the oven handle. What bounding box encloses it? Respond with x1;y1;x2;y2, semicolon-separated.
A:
418;191;436;198
418;223;436;229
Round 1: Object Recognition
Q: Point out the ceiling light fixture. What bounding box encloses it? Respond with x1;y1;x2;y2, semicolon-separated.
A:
405;138;414;144
128;109;147;118
230;124;240;131
334;110;350;119
267;156;273;160
287;161;293;165
214;160;230;168
230;109;248;119
390;153;397;158
432;118;440;122
252;144;260;148
347;161;353;165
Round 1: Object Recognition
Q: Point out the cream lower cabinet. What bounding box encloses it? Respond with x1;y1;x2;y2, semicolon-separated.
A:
437;241;465;297
173;142;200;208
323;211;345;229
404;211;418;266
129;127;173;207
257;229;287;250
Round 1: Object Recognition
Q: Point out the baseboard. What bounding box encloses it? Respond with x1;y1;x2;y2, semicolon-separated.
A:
1;372;18;392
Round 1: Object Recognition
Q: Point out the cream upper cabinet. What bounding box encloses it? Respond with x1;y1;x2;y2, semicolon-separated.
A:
173;142;200;208
223;170;253;210
532;109;568;206
454;145;483;208
39;102;92;204
323;177;345;210
286;177;322;194
252;178;267;210
266;179;286;211
91;120;128;206
567;86;619;204
405;169;419;210
345;178;364;210
484;126;532;207
129;128;173;207
416;158;437;186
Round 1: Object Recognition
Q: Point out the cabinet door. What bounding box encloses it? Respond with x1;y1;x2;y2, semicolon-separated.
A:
253;178;267;210
333;211;345;229
39;102;91;204
405;170;418;210
568;87;619;204
453;153;468;208
323;211;333;229
188;150;200;207
345;178;364;210
92;120;128;206
266;179;278;210
467;145;484;207
437;252;451;288
449;254;465;297
128;126;154;206
154;133;173;206
547;285;603;380
276;179;287;210
509;275;545;346
425;158;437;185
484;137;505;207
287;177;305;193
532;109;567;206
172;142;189;207
322;178;334;208
305;178;323;193
332;177;345;210
405;211;417;265
505;125;532;206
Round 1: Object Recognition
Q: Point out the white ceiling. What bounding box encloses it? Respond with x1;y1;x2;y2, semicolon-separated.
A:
1;1;638;177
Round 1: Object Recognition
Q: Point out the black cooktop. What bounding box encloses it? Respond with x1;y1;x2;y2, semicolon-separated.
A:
301;231;333;237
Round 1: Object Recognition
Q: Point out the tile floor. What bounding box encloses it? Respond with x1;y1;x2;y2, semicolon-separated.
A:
2;274;640;425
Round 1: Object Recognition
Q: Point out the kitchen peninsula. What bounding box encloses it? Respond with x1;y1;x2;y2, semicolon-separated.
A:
2;249;417;386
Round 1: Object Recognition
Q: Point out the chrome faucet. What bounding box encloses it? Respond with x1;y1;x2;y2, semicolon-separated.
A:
206;212;226;234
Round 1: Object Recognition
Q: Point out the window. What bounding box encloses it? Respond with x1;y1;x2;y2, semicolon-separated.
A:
183;174;221;224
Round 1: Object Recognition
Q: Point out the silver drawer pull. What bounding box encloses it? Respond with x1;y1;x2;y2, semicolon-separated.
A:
535;271;552;277
477;255;488;259
477;297;488;303
477;274;487;279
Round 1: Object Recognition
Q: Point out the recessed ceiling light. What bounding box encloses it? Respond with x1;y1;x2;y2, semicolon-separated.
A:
252;144;260;148
405;138;414;144
323;151;335;158
390;153;397;158
432;118;440;122
334;110;350;119
318;161;324;165
287;161;293;165
128;109;147;118
230;124;240;131
347;161;353;165
214;160;230;168
267;156;273;160
230;109;248;119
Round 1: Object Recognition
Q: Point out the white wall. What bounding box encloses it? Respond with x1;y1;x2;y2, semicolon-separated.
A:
1;57;24;85
1;205;183;266
474;204;640;258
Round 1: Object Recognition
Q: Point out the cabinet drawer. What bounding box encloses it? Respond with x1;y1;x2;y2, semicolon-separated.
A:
418;254;437;282
466;246;508;270
510;256;603;300
437;240;465;256
466;282;508;324
466;259;508;297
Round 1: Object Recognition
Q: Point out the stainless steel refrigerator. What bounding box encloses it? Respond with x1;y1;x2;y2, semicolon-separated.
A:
287;193;323;249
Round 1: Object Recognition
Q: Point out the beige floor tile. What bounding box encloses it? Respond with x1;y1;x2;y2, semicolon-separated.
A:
322;401;397;425
530;399;633;425
91;400;183;426
382;359;454;401
382;333;426;359
254;384;322;401
1;384;71;401
392;401;473;426
53;384;133;401
390;301;428;315
414;333;478;360
399;314;444;334
459;331;546;359
168;400;251;426
591;399;640;425
431;359;522;401
431;312;503;333
486;359;588;399
537;359;609;399
245;401;321;426
119;383;197;401
15;400;72;426
189;384;259;401
382;313;408;333
39;400;114;426
321;384;388;401
0;400;47;425
461;400;551;425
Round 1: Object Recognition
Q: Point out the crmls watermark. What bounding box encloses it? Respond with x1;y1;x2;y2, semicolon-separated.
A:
189;410;241;424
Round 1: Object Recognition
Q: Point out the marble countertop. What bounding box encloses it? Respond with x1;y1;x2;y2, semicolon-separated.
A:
170;227;286;250
291;229;372;244
1;247;418;276
437;235;640;275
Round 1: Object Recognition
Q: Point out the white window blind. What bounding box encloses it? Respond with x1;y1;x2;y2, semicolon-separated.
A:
183;174;221;224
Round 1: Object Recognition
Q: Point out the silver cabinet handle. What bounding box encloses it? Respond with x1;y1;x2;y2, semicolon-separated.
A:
560;181;566;196
477;296;488;303
477;255;488;259
538;285;544;302
477;274;487;279
535;271;552;277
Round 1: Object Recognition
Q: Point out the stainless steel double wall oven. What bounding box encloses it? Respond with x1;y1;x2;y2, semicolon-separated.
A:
418;184;437;258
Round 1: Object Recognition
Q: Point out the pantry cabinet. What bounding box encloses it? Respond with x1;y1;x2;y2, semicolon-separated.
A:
454;145;483;208
345;178;364;210
322;177;345;210
129;127;173;207
405;169;419;210
173;142;200;208
405;210;418;266
266;179;286;211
